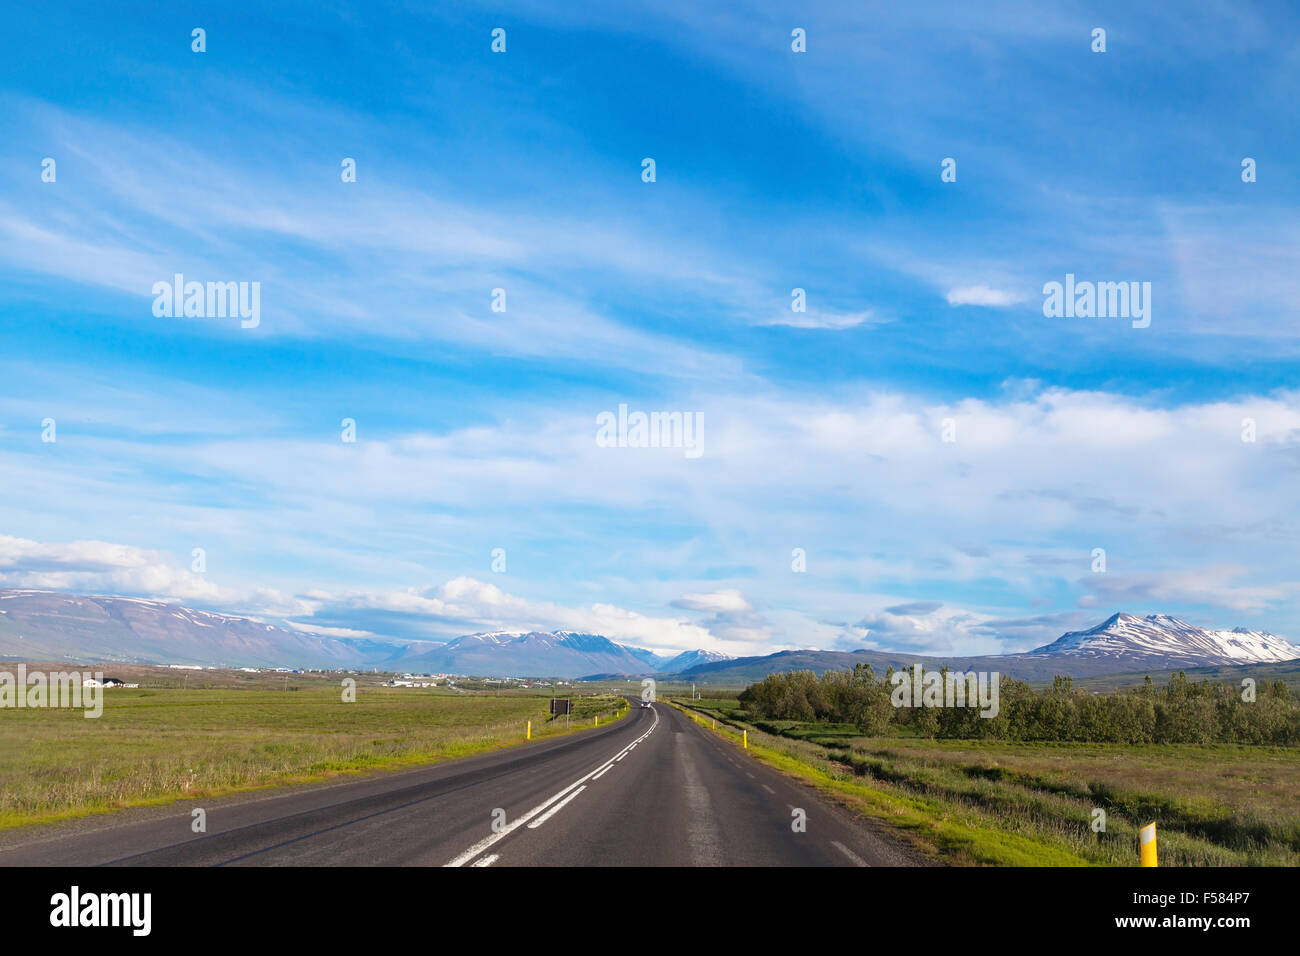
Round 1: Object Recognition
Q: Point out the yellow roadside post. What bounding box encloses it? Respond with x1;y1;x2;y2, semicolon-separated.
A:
712;718;716;730
743;730;748;749
594;716;598;727
1139;822;1157;867
527;720;531;741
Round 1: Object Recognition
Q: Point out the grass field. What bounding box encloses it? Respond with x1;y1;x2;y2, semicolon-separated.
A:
675;698;1300;866
0;673;628;830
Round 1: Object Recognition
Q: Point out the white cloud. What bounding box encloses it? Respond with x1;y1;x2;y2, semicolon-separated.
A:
946;285;1026;307
672;589;752;613
314;576;744;654
5;380;1300;651
0;535;229;603
1080;566;1300;614
854;602;1005;655
758;310;881;330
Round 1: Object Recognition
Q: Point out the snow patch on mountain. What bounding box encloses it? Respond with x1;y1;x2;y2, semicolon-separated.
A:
660;648;734;672
1031;612;1300;665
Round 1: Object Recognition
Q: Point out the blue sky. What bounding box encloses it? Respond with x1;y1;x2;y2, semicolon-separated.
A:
2;1;1299;657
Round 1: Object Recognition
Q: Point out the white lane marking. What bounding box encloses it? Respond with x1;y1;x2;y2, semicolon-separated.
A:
762;784;776;794
471;854;499;867
592;765;613;780
527;786;585;829
445;704;659;867
745;772;755;779
832;840;869;867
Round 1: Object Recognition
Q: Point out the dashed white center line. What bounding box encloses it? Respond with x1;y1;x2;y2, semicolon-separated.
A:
762;784;776;794
528;786;586;829
592;764;613;780
444;704;660;866
471;854;499;867
832;840;869;867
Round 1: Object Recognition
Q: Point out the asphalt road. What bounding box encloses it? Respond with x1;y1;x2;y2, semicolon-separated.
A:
0;701;919;867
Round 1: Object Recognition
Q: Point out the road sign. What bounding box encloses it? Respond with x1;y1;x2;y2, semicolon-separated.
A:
549;698;572;715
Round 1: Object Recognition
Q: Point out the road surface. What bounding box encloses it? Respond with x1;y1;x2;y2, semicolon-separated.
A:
0;701;920;866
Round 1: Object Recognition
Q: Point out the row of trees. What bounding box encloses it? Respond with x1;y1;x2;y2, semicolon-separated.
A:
737;664;1300;745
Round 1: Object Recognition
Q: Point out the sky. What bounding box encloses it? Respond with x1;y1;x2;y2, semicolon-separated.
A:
1;1;1298;658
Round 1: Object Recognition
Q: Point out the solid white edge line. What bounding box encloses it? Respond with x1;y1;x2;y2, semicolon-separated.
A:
831;840;869;867
471;854;499;867
445;703;659;866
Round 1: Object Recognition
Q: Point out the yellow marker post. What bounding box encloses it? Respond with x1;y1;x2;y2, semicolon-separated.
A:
526;720;531;741
1139;822;1157;867
712;718;716;730
594;716;598;727
743;730;748;749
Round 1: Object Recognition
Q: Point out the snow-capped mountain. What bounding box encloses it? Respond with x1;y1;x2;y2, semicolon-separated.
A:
0;589;406;668
1029;613;1300;666
0;590;729;676
11;588;1289;680
399;629;688;677
395;631;734;677
659;649;733;672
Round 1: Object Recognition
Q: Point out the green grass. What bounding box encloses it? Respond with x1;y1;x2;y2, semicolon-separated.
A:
672;698;1300;866
0;685;628;830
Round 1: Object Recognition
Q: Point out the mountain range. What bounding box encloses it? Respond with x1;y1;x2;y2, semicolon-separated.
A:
677;613;1300;684
0;590;394;669
395;630;732;677
0;590;729;675
1;589;1296;681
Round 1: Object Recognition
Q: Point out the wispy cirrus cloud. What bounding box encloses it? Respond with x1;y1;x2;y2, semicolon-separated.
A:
757;309;883;330
946;285;1026;307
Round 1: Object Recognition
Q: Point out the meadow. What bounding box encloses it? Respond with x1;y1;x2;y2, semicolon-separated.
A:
0;667;627;830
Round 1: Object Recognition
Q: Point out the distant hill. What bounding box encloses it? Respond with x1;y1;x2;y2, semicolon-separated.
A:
0;589;413;669
0;590;729;677
397;630;731;678
395;630;657;677
1071;658;1300;695
672;647;1040;684
3;590;1294;684
674;613;1300;685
